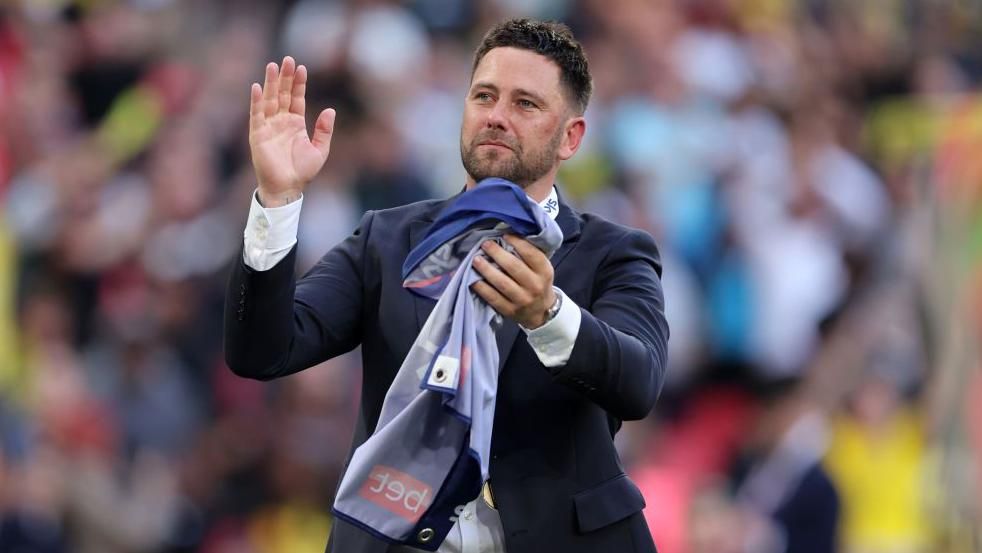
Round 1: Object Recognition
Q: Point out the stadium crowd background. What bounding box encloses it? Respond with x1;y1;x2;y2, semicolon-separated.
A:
1;0;981;551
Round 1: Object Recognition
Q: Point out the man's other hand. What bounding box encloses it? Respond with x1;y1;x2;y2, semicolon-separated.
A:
471;234;557;329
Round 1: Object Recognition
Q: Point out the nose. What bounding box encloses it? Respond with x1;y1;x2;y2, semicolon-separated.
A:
485;100;508;131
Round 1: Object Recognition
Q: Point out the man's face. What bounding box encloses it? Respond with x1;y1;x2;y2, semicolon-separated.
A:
460;47;573;188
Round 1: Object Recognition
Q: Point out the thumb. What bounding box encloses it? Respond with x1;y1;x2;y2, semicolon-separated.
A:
311;108;336;159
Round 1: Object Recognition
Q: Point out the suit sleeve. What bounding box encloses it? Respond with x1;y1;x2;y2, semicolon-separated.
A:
224;210;375;380
547;228;669;420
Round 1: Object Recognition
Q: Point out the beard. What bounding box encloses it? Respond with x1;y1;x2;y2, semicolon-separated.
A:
460;128;562;187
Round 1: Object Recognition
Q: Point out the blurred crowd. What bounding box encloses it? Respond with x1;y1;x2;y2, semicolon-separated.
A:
0;0;980;552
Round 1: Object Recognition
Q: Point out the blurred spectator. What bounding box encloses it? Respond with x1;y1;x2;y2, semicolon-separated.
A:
731;380;840;553
825;371;932;553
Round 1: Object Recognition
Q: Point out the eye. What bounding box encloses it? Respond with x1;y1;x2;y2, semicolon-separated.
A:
517;98;538;110
474;91;494;103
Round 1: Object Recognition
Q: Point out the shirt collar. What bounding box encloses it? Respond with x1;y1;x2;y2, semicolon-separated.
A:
533;186;560;220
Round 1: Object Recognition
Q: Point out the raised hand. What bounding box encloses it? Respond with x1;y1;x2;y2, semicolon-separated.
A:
249;56;336;207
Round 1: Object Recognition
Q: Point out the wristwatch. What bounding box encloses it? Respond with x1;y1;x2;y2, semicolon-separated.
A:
544;288;563;323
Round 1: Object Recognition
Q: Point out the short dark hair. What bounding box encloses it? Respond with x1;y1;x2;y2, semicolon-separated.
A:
472;18;593;115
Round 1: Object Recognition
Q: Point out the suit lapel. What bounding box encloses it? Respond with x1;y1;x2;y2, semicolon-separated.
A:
495;319;521;372
551;197;583;272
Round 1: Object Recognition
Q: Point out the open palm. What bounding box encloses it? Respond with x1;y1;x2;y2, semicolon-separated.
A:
249;56;336;206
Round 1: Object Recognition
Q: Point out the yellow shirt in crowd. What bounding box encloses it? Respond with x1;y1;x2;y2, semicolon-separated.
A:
824;410;932;553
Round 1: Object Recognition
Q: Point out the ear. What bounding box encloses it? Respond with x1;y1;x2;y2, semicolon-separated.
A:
558;116;586;161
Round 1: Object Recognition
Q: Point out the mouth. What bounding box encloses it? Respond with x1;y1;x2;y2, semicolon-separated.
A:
477;140;514;151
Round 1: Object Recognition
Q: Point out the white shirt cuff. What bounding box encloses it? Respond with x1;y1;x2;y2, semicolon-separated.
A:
242;190;303;271
522;287;581;367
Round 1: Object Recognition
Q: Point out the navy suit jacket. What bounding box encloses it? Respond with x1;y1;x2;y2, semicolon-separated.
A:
224;191;669;553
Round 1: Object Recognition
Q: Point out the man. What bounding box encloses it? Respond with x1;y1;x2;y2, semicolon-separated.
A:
225;18;669;553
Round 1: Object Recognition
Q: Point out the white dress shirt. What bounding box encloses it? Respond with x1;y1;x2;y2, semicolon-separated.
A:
241;187;582;552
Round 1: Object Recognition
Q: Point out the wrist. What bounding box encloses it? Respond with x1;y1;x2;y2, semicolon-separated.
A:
526;288;561;330
257;188;302;208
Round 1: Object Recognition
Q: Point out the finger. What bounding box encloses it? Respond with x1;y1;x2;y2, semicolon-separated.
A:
470;281;513;317
473;255;527;304
480;240;538;289
503;234;553;274
278;56;296;113
249;82;264;131
262;62;279;117
311;108;336;158
290;64;307;117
